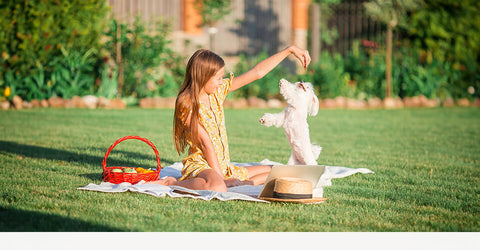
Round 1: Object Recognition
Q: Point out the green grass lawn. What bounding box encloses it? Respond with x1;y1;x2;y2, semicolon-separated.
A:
0;107;479;231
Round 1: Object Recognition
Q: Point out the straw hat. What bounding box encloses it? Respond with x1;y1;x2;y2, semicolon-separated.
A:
261;177;326;204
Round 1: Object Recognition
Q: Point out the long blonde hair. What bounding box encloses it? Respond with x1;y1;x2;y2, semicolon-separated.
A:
173;49;225;154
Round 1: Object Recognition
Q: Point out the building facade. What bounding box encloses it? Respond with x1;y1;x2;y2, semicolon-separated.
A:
107;0;310;60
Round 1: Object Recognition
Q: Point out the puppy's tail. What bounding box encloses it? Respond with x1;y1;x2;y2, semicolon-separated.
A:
312;144;322;160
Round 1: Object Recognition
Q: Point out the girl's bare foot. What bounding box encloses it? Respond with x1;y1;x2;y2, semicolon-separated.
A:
146;176;177;186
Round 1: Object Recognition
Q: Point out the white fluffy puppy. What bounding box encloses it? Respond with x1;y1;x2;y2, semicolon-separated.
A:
259;78;321;165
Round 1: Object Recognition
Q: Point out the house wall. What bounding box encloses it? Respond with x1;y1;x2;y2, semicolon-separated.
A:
107;0;292;57
106;0;382;66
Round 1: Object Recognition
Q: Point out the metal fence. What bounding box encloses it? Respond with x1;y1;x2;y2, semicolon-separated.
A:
322;0;385;56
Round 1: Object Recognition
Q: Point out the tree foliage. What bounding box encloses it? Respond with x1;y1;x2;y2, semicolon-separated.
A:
406;0;480;64
195;0;232;27
0;0;108;77
364;0;423;98
0;0;108;100
102;17;184;98
364;0;422;29
404;0;480;97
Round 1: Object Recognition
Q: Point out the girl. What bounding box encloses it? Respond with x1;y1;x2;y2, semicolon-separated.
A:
149;45;311;192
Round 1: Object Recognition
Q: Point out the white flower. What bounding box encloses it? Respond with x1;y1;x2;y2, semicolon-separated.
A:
468;86;475;95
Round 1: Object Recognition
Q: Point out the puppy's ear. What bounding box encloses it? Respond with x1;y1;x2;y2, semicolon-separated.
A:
309;94;319;116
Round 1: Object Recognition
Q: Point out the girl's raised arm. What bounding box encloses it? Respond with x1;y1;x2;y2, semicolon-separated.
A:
230;45;311;92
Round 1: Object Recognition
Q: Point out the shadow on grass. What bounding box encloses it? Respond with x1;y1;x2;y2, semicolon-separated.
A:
0;140;175;172
88;146;174;166
0;206;122;232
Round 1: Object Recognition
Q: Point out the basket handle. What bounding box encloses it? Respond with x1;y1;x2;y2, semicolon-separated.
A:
102;135;161;172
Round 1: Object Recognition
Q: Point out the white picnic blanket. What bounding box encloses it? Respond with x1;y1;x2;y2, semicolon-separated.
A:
78;159;374;202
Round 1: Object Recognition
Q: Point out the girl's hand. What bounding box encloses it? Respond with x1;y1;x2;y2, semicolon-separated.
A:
289;45;311;70
231;45;312;91
224;178;243;187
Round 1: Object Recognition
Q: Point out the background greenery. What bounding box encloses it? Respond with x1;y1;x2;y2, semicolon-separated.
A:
231;50;290;100
101;17;184;98
404;0;480;99
399;0;480;100
1;107;479;231
0;0;108;101
300;42;464;100
1;0;479;103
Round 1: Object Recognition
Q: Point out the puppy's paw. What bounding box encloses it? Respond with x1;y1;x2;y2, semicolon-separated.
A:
259;113;275;127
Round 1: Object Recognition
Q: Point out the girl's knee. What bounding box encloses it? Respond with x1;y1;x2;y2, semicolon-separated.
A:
206;181;227;192
198;169;227;192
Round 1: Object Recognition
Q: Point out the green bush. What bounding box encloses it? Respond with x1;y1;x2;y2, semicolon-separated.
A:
0;1;185;101
0;0;108;100
393;46;462;99
343;41;386;99
403;0;480;98
96;64;118;99
232;50;292;100
101;17;184;98
301;41;465;100
301;52;349;99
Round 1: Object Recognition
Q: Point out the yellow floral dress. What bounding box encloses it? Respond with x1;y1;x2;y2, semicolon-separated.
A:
179;72;249;181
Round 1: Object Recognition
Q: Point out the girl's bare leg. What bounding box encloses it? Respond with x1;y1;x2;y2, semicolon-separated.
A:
148;176;177;185
244;165;272;185
147;169;227;192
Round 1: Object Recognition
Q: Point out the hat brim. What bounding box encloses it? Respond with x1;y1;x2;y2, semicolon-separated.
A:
260;197;327;204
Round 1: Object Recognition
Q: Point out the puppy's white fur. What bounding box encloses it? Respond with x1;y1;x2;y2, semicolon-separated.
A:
259;79;321;165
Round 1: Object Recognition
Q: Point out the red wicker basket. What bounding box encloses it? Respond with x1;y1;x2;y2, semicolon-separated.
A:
102;135;161;184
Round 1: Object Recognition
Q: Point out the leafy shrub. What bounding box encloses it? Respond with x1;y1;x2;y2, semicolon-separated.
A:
403;0;480;98
393;46;462;99
232;50;292;100
0;0;108;100
301;41;465;100
101;17;184;98
49;47;97;99
23;64;51;101
96;64;118;99
343;41;386;99
301;52;350;99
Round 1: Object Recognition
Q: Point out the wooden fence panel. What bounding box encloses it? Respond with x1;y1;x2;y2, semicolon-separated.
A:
107;0;181;31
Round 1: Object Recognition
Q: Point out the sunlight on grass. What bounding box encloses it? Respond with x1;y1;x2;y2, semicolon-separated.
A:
1;107;479;231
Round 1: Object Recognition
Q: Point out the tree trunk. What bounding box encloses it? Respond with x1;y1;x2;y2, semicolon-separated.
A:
385;25;392;98
116;21;123;98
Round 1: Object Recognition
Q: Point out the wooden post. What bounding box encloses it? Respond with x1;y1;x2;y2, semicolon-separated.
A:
183;0;203;34
386;25;392;98
292;0;310;48
292;0;311;71
116;20;124;98
310;3;320;63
